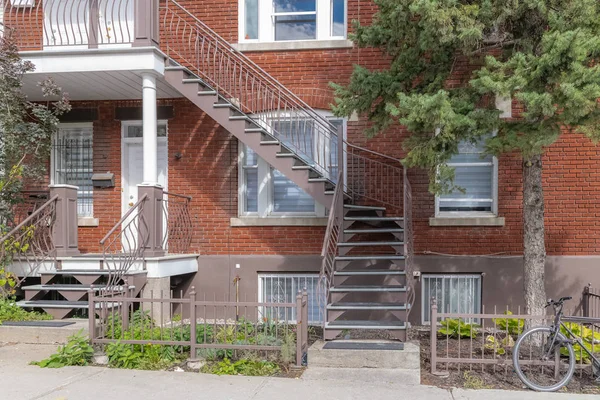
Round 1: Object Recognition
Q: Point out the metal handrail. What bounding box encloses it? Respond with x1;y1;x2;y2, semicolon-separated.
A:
0;195;59;243
160;191;193;254
100;194;148;245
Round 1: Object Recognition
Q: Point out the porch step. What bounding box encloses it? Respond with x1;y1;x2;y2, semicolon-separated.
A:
17;300;89;309
41;269;146;276
333;269;405;276
344;228;403;234
335;255;405;261
344;216;403;222
338;241;403;247
329;285;406;293
325;320;407;330
327;302;409;310
198;90;218;96
22;284;133;292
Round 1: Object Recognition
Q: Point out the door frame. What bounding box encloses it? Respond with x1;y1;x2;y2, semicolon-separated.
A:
121;120;168;218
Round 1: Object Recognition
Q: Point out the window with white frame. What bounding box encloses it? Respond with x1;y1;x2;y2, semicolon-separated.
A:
52;124;94;217
422;274;482;324
258;273;325;324
436;137;498;216
239;114;344;217
240;0;346;42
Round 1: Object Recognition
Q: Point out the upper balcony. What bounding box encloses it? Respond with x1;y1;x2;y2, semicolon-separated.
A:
1;0;179;100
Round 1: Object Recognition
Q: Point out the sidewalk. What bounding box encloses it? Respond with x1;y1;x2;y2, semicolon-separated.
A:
0;343;596;400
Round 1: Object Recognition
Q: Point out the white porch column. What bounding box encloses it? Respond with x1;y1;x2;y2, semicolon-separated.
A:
142;73;158;185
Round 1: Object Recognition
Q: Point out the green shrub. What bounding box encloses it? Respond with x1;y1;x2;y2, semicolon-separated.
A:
0;298;53;323
438;318;479;339
560;322;600;363
493;311;524;336
201;358;280;376
33;331;93;368
484;334;514;355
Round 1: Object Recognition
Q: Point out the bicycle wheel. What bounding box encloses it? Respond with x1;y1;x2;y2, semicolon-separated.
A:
512;326;576;392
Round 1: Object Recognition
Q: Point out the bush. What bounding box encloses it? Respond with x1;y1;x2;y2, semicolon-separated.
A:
0;298;52;324
560;322;600;363
201;358;280;376
493;311;524;336
438;318;479;339
33;331;93;368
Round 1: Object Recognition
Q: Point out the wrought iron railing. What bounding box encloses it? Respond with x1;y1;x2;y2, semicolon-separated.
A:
583;285;600;319
0;190;50;229
160;191;193;254
161;0;339;179
100;194;148;288
4;0;135;49
318;171;343;326
0;194;58;290
346;144;405;209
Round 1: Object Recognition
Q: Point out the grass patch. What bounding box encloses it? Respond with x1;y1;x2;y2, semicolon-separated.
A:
201;358;280;376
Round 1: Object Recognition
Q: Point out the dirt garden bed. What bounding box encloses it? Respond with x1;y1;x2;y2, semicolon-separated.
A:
410;327;600;394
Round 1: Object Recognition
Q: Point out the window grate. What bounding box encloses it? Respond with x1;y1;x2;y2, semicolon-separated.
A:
53;126;93;217
422;274;482;324
258;273;325;325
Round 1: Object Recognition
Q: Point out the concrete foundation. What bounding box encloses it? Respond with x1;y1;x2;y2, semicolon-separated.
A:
141;276;171;324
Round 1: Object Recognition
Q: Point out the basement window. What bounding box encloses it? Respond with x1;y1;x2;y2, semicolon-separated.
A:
258;273;325;324
240;0;346;43
422;274;482;325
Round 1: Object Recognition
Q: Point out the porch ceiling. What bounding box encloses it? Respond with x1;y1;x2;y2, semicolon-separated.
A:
22;71;183;101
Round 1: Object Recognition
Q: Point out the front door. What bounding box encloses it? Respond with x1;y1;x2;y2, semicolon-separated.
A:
122;123;168;249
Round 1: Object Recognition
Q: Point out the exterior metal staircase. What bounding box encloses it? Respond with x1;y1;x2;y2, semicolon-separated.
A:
160;1;415;341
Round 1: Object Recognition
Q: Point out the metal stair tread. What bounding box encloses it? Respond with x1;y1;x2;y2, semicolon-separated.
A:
344;228;404;234
329;285;406;292
325;320;406;329
17;300;119;309
197;90;217;96
344;216;404;221
42;269;146;276
22;284;134;292
333;269;406;276
338;241;404;246
327;302;409;310
344;204;386;211
335;255;405;260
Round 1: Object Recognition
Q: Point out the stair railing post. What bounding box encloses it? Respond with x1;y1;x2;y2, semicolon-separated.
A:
189;286;197;360
88;289;95;345
133;0;159;47
431;297;438;374
583;284;590;317
296;291;302;367
121;277;130;333
50;184;80;257
301;289;308;366
336;124;345;222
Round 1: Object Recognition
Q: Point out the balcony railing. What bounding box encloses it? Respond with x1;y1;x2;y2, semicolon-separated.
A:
3;0;157;50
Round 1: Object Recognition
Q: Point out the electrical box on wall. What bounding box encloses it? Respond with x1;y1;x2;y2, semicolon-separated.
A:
91;172;115;188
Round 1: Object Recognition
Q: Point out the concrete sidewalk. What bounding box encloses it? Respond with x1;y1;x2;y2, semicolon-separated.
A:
0;343;596;400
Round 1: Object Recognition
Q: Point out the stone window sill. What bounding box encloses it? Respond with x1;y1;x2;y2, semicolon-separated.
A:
230;217;328;227
78;217;99;227
429;216;505;227
233;39;353;52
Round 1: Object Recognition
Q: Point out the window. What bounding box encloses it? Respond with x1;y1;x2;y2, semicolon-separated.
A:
52;123;94;217
238;114;344;217
436;137;498;216
258;273;325;324
241;0;346;42
422;274;482;324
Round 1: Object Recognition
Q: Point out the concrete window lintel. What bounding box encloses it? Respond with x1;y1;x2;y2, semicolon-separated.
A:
78;217;99;227
429;216;505;227
233;39;353;52
230;217;328;227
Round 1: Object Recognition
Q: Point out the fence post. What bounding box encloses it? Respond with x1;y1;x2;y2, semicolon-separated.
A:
431;297;437;374
189;287;197;360
88;289;95;344
122;278;130;334
583;284;590;317
296;291;302;367
302;289;308;366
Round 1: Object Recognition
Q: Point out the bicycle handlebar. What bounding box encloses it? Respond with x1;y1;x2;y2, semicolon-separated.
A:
545;296;572;307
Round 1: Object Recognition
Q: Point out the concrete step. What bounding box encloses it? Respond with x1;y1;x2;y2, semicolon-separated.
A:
307;340;419;370
301;366;420;386
0;318;89;344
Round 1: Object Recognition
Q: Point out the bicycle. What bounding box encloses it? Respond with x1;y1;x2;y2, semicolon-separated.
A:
513;296;600;392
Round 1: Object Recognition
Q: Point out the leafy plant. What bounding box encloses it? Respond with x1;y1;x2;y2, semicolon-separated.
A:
33;331;93;368
438;318;479;339
105;342;143;369
560;322;600;364
201;358;280;376
0;298;52;324
484;335;515;356
493;311;524;336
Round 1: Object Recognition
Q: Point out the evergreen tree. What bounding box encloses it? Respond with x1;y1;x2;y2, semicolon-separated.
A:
332;0;600;317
